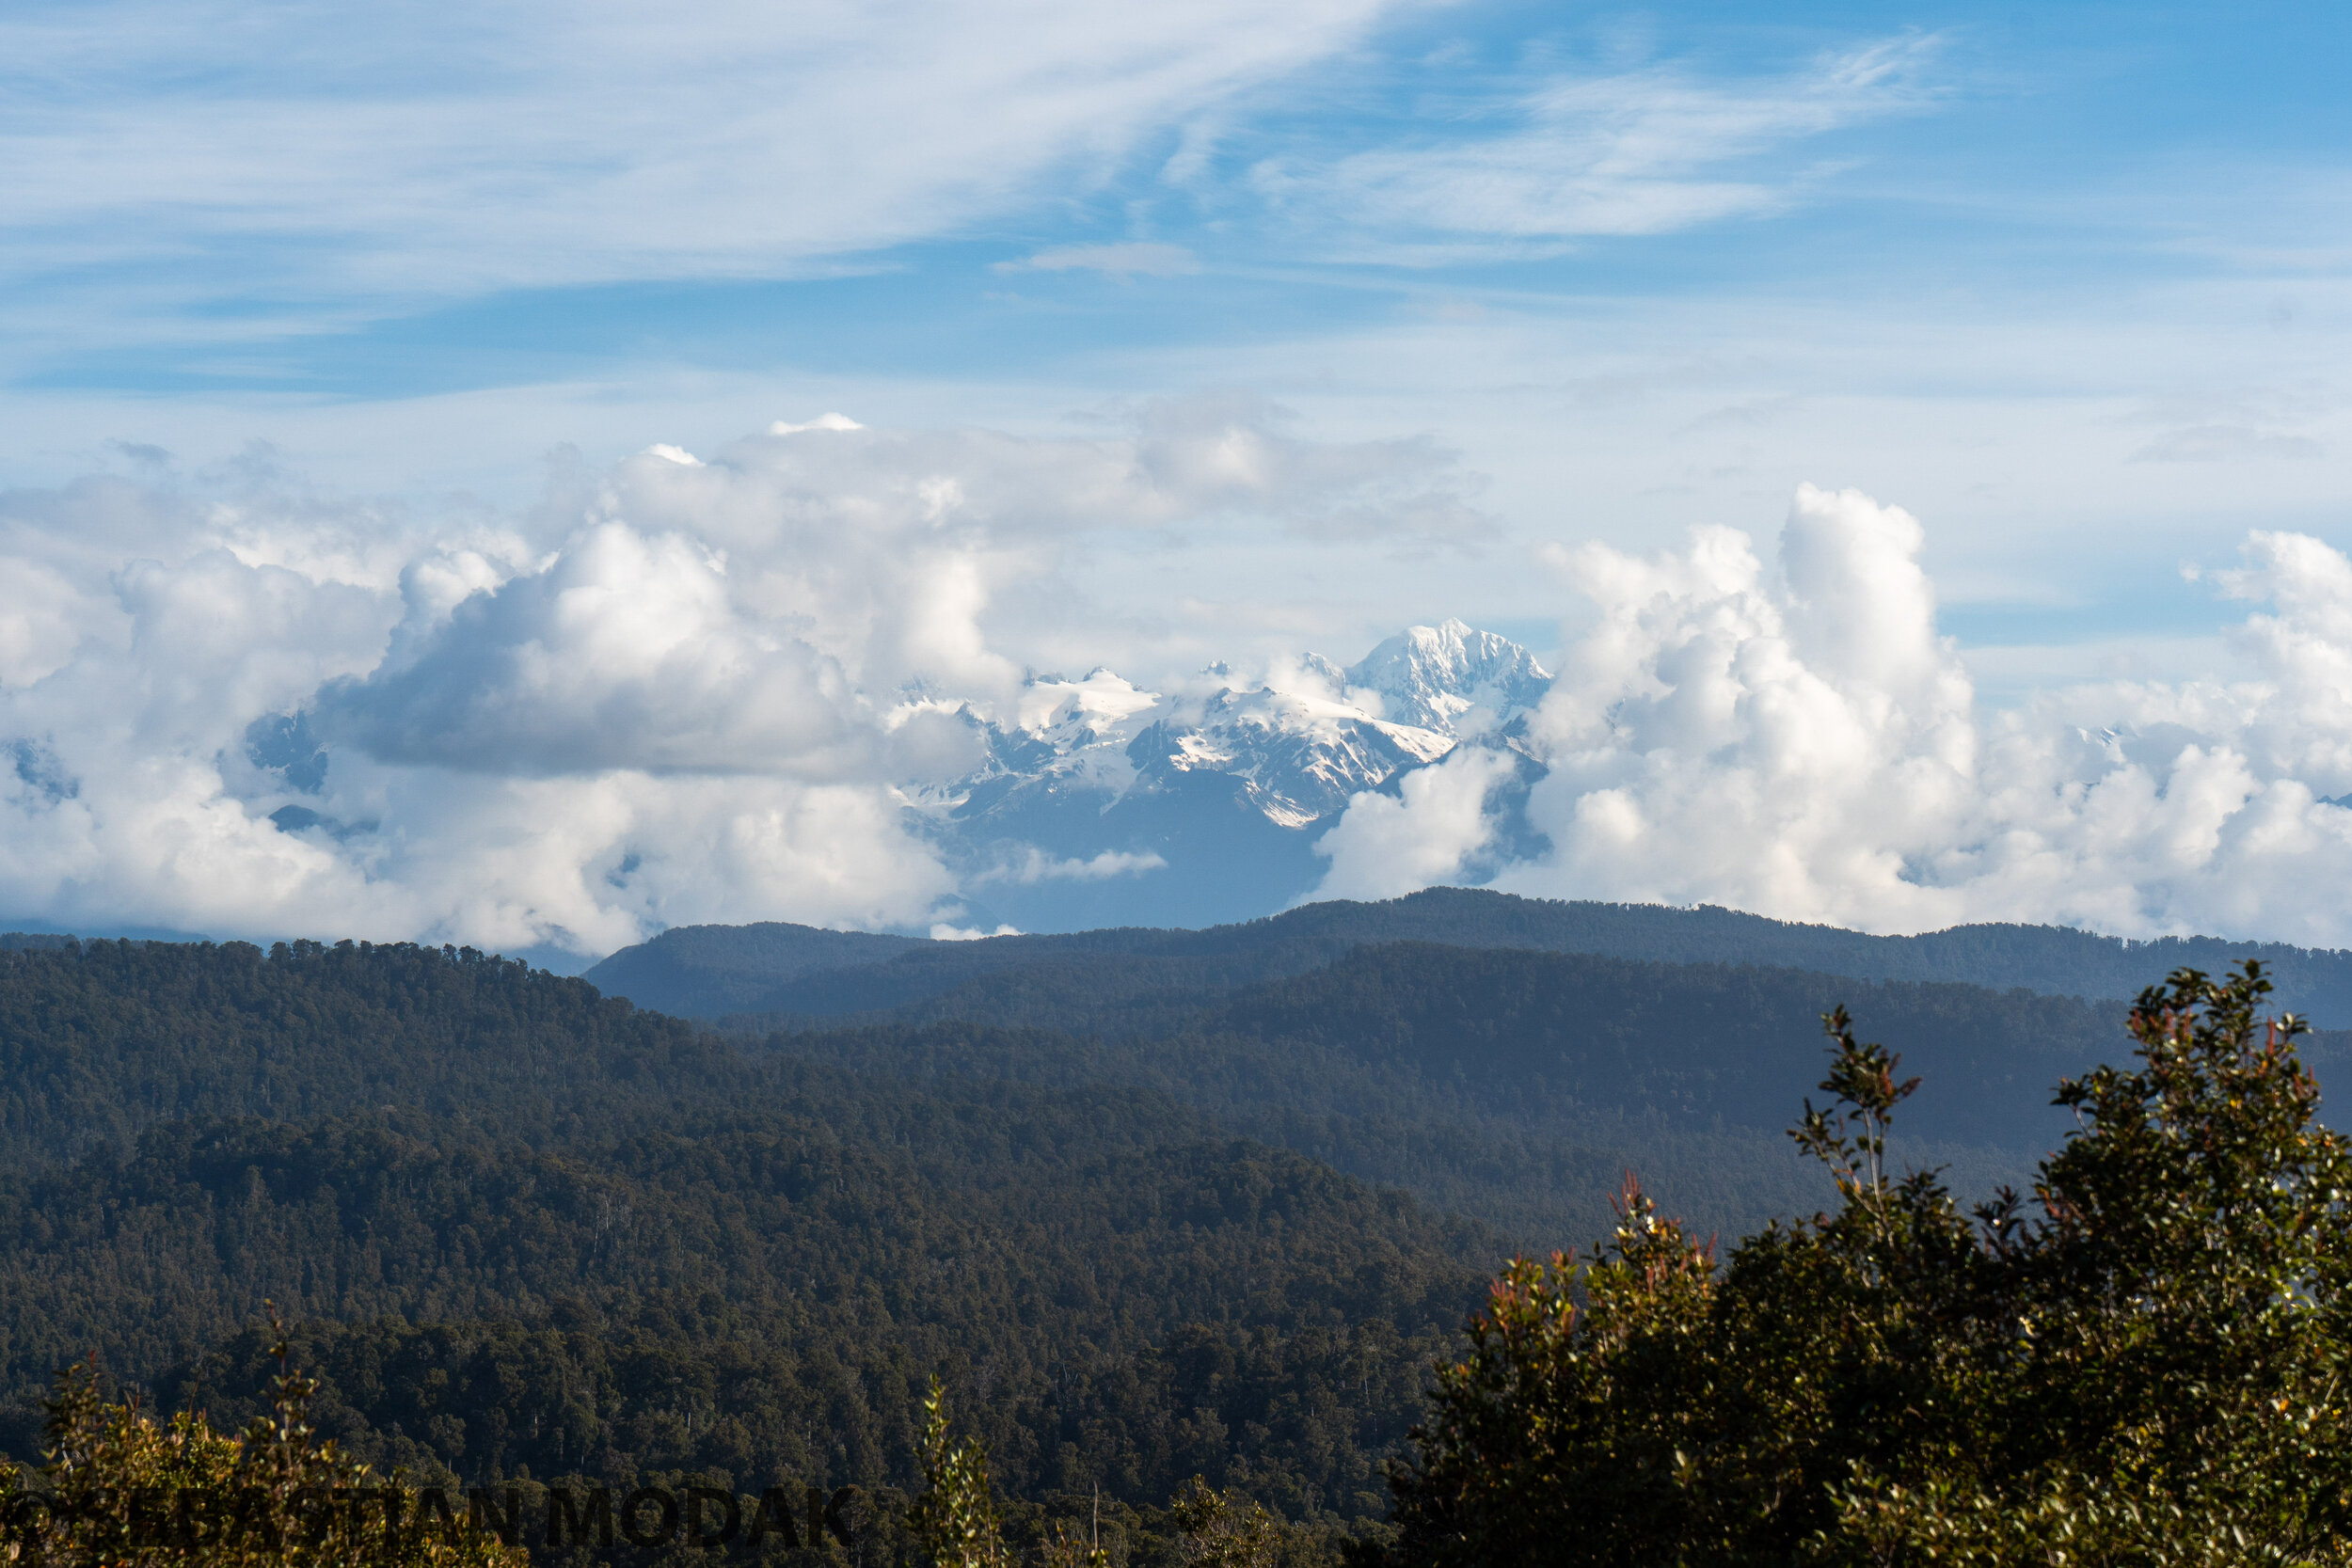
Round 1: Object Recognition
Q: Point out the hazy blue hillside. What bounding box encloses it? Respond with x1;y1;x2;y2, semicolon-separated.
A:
586;887;2352;1026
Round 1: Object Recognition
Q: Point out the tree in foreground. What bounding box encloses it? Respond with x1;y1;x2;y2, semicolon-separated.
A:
1382;962;2352;1565
3;1315;521;1568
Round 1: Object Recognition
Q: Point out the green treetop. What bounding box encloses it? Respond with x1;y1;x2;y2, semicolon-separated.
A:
1382;962;2352;1566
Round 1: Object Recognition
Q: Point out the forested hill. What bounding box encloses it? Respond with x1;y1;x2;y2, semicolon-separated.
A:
725;930;2351;1255
0;936;738;1164
0;936;1492;1558
586;888;2352;1025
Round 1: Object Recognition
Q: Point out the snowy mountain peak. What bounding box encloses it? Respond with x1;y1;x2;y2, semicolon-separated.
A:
1342;618;1552;735
919;620;1550;930
1015;668;1160;746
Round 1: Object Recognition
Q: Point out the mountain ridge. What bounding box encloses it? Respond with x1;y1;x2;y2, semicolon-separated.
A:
585;885;2352;1028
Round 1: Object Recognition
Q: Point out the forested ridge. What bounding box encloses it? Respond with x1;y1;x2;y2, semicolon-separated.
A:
776;942;2123;1144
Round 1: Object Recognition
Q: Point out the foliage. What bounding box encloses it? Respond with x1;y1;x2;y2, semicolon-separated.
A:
6;1317;519;1568
1383;962;2352;1565
1168;1477;1282;1568
58;1125;1472;1525
908;1375;1010;1568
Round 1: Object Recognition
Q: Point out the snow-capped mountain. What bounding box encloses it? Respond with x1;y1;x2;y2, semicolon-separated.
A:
911;620;1552;932
1125;685;1455;830
1339;619;1555;736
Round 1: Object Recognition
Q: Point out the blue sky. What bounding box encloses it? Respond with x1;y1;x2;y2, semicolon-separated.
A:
3;0;2352;954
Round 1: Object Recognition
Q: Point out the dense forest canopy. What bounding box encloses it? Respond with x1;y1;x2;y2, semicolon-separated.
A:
0;937;1493;1560
0;913;2341;1563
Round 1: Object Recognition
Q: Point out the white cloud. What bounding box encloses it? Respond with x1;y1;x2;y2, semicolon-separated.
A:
316;519;879;778
1314;483;2352;949
931;922;1023;941
1491;483;1978;928
0;557;89;689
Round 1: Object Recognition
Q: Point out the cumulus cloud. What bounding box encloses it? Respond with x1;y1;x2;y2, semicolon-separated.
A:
0;402;1464;959
316;521;874;778
1312;482;2352;948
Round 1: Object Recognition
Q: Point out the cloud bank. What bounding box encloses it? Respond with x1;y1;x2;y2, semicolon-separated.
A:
12;403;2352;960
1317;483;2352;948
0;403;1467;959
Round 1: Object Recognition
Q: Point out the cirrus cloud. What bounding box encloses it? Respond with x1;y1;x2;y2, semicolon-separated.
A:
1254;35;1944;257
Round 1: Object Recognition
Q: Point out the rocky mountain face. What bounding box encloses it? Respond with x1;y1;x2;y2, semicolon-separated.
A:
913;620;1553;932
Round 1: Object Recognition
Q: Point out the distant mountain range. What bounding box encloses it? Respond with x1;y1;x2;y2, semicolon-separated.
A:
585;884;2352;1028
912;619;1552;930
